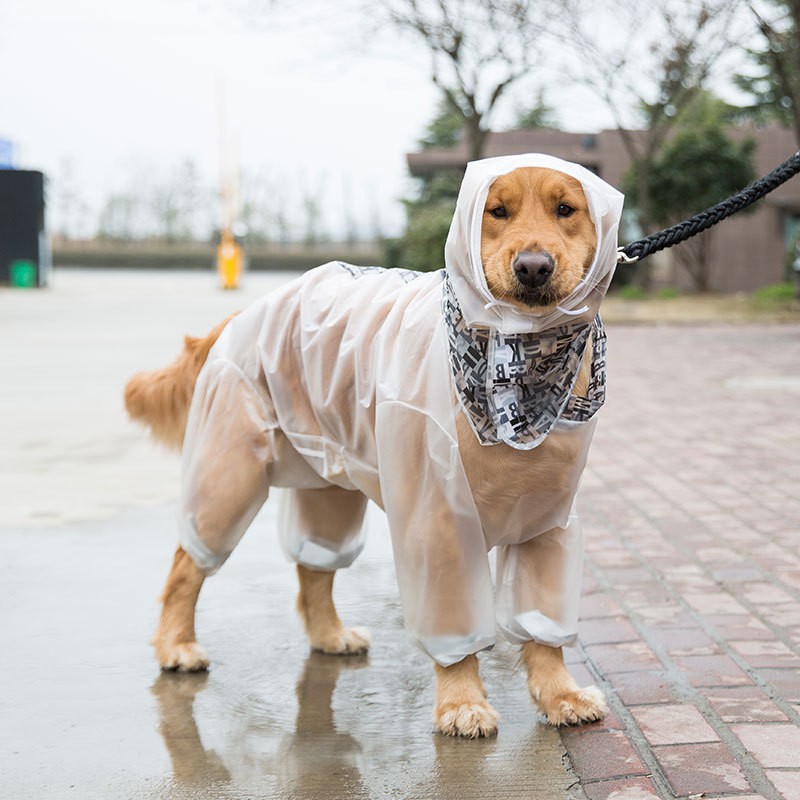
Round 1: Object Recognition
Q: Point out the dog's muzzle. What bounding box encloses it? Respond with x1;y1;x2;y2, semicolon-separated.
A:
513;250;554;289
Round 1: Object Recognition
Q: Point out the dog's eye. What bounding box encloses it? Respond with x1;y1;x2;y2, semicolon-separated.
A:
557;203;575;218
488;206;508;219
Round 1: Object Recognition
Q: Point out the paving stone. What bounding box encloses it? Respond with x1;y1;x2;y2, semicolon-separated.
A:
741;583;797;606
651;627;719;657
672;654;752;687
730;640;800;669
711;565;765;583
765;604;800;628
730;724;800;768
607;671;676;706
714;617;778;642
654;742;752;795
580;593;625;620
559;709;625;740
580;617;642;646
778;570;800;591
565;647;588;666
590;548;641;568
704;796;768;800
567;660;595;685
765;769;800;799
599;567;655;586
704;685;790;723
634;605;696;628
706;612;763;629
756;669;800;703
585;642;661;674
631;704;719;746
581;776;661;800
683;592;750;616
564;730;648;781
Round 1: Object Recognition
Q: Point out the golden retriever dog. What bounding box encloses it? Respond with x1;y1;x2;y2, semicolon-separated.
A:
126;157;621;738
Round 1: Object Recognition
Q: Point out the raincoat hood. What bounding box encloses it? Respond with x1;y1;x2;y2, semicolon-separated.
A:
445;153;624;334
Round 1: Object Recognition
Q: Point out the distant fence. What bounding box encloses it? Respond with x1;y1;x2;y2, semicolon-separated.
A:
53;241;384;272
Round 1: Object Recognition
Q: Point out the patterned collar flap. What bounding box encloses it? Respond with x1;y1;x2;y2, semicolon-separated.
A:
443;274;606;450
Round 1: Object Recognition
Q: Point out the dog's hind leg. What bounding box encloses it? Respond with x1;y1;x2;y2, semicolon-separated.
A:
290;486;371;655
523;641;607;726
154;546;209;672
153;360;273;671
296;566;370;655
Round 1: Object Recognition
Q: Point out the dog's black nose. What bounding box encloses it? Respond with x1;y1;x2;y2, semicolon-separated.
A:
513;250;555;289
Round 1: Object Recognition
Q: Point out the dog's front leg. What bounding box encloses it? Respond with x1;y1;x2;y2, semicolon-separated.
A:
522;641;607;726
154;546;209;672
433;654;498;738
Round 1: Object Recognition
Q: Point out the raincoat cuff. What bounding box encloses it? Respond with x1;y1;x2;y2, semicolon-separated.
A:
179;514;227;576
498;610;578;648
281;536;365;571
416;634;496;667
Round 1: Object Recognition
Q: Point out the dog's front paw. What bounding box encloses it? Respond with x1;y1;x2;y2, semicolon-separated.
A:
156;640;210;673
434;701;499;738
538;685;608;726
311;625;371;655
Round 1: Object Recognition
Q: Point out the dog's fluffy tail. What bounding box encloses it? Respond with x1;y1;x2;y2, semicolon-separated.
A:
124;314;236;451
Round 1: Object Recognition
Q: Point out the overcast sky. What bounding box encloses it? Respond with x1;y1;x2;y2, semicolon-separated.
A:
0;0;744;240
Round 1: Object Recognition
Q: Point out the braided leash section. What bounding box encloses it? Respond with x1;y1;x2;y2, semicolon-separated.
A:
618;150;800;263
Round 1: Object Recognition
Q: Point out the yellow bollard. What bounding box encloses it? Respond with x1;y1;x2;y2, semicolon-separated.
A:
217;231;243;290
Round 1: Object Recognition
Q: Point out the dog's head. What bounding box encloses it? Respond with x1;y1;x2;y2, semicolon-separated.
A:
480;167;597;312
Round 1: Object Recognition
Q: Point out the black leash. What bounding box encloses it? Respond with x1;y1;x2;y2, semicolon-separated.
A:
617;150;800;264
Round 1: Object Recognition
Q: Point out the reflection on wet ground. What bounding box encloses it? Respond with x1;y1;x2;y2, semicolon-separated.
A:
148;648;573;800
1;504;580;799
152;672;232;788
152;653;372;800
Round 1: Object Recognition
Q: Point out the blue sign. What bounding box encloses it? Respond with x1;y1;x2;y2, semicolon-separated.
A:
0;139;14;169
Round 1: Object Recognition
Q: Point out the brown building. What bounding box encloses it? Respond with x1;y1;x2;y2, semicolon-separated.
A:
407;125;800;292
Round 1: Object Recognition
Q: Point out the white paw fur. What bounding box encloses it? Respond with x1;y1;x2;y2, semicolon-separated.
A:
158;641;210;673
539;685;608;726
435;702;500;738
311;625;371;655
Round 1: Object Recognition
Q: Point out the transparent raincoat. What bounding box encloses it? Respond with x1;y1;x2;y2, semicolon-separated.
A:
179;154;624;666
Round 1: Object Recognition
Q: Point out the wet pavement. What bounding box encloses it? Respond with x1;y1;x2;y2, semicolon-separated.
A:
0;505;579;800
2;270;799;799
1;271;580;800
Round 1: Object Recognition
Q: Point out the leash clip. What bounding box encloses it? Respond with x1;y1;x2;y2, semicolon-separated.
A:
616;247;639;265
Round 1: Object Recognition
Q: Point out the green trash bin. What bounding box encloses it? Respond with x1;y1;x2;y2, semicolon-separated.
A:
10;259;37;288
0;169;48;287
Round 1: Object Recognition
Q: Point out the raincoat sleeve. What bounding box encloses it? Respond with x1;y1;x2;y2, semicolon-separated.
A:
179;358;273;574
494;511;584;648
375;402;496;667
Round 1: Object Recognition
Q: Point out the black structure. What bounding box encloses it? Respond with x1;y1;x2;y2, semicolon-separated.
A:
0;169;49;286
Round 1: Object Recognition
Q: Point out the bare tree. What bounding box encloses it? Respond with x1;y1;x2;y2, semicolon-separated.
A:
51;158;91;241
739;0;800;145
564;0;747;236
301;191;325;246
240;166;277;243
97;193;140;241
381;0;553;160
149;159;204;242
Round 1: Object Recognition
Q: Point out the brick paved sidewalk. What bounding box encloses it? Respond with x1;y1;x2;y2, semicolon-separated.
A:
564;325;800;800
